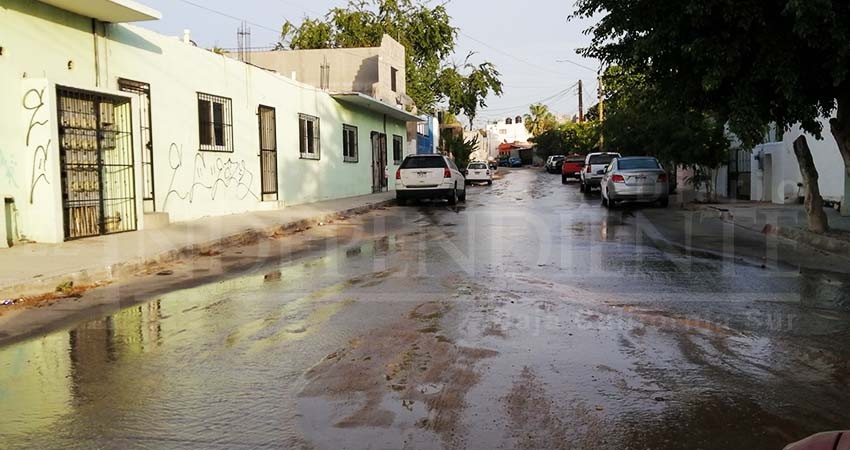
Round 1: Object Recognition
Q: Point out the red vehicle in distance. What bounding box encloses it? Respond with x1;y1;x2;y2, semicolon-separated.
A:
561;154;586;184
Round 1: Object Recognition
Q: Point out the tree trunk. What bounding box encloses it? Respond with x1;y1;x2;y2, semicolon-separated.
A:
792;136;829;233
829;92;850;209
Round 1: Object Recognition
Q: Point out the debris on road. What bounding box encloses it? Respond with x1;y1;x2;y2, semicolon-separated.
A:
264;270;282;282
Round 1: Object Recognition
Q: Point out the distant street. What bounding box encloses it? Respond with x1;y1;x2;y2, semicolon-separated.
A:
2;168;849;450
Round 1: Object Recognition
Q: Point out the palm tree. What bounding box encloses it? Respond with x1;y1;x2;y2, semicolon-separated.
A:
524;104;557;137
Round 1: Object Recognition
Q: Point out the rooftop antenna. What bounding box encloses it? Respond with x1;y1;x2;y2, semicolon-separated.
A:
237;21;251;63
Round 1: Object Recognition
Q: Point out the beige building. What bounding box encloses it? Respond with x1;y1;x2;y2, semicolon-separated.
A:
249;35;412;109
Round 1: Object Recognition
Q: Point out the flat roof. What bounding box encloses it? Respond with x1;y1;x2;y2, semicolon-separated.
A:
331;93;423;123
37;0;161;22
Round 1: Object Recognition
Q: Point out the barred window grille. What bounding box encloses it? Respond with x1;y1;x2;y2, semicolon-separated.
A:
392;135;403;164
343;124;358;163
197;92;233;152
299;113;321;160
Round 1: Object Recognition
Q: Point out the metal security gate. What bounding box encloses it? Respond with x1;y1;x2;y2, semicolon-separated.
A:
57;87;137;240
118;78;155;212
371;132;388;193
258;105;278;200
728;149;752;200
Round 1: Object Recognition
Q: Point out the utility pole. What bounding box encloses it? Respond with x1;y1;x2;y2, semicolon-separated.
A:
577;80;585;123
598;70;605;151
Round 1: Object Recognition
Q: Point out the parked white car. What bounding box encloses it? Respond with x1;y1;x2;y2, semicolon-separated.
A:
580;152;621;193
601;156;670;208
465;161;493;185
396;154;467;205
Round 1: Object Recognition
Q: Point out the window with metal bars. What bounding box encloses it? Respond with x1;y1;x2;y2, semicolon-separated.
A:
343;124;358;163
392;134;403;164
299;113;321;160
197;92;233;152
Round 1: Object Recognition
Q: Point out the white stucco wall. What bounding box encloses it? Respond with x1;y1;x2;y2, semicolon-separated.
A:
0;0;411;242
486;119;531;156
750;119;847;205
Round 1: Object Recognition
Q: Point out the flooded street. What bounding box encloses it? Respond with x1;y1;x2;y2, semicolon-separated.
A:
2;168;849;449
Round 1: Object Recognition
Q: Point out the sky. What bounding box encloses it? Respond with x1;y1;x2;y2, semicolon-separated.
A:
140;0;601;127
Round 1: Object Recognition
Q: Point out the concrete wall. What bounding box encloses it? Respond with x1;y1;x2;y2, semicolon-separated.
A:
249;35;407;107
465;130;487;162
486;119;531;159
0;0;410;243
751;119;847;207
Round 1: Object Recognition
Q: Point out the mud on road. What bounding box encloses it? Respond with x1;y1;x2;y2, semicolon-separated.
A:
1;168;849;449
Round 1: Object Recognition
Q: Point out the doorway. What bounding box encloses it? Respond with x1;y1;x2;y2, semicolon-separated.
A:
118;78;155;212
57;87;137;240
258;105;278;201
371;132;388;193
763;154;773;203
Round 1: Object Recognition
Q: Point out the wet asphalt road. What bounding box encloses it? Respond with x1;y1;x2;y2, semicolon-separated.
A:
1;168;849;450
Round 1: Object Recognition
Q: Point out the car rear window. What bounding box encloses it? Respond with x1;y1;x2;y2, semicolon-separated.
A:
589;154;618;165
468;163;487;169
566;158;585;164
618;158;661;170
401;156;446;169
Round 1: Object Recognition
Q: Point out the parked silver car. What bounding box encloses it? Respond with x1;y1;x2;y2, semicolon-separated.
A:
600;156;669;208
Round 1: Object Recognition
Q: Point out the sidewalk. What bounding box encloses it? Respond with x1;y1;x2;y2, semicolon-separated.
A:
0;192;395;299
691;199;850;257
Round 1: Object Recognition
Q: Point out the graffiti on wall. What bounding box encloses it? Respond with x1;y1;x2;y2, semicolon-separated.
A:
23;88;50;204
0;150;17;189
162;143;259;211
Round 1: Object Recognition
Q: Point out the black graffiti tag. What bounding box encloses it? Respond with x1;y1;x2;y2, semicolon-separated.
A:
162;143;259;211
23;88;50;204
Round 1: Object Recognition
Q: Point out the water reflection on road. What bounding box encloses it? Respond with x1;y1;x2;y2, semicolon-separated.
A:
1;168;850;450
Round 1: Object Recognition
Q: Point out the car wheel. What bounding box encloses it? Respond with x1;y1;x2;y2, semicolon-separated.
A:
396;195;407;206
583;184;592;196
658;196;669;208
448;185;458;205
562;174;567;184
459;186;467;202
487;180;493;186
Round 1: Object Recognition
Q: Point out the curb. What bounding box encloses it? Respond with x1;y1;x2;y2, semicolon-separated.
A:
0;199;395;300
773;226;850;257
705;206;850;259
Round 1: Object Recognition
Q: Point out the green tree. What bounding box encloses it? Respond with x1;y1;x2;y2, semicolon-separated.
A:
438;54;503;130
573;0;850;232
600;66;730;170
524;104;558;137
443;133;478;170
532;121;600;160
282;0;501;115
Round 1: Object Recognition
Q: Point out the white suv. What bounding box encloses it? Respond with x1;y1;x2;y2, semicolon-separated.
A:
580;152;621;194
396;154;467;205
465;161;493;185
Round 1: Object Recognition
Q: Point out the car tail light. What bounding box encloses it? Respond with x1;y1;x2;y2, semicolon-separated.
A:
444;168;452;178
657;173;668;183
396;168;401;180
586;165;592;173
612;174;626;183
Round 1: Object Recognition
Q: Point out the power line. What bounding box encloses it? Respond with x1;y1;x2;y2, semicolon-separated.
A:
457;31;578;77
482;84;578;114
175;0;287;38
554;58;598;73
